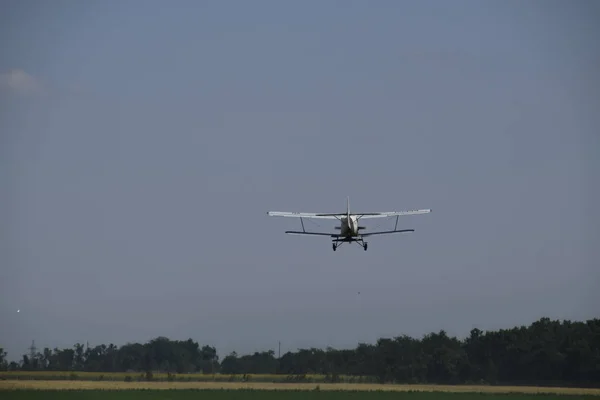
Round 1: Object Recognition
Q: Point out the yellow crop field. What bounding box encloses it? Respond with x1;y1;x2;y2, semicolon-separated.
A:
1;380;600;395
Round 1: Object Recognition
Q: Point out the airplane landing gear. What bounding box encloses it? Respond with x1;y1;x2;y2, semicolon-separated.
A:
355;237;368;251
331;238;367;251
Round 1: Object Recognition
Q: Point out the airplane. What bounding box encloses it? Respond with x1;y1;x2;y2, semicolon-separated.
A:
267;197;431;251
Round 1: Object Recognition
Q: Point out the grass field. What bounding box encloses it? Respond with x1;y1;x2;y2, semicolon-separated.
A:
2;372;599;399
1;380;600;396
0;389;599;400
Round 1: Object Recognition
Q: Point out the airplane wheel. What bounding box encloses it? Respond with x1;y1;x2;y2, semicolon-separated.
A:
332;244;336;251
364;243;368;251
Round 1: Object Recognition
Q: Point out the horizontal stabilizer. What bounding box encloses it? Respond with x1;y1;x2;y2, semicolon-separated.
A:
285;231;339;237
361;229;414;237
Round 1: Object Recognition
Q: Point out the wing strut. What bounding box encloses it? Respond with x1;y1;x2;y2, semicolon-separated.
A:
300;217;306;233
394;215;399;230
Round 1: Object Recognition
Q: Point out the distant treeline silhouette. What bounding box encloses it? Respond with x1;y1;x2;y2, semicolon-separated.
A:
1;317;599;386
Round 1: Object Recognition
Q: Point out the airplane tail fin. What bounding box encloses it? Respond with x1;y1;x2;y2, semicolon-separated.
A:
347;196;350;219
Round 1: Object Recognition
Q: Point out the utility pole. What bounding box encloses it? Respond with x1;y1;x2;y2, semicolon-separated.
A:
276;341;281;375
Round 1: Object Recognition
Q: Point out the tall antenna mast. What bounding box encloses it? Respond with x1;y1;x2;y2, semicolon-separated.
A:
28;340;37;363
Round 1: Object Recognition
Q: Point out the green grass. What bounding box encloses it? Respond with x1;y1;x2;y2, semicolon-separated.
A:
1;390;598;400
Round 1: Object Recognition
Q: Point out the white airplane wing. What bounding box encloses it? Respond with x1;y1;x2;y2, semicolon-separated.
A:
356;209;431;219
267;211;341;220
267;209;431;219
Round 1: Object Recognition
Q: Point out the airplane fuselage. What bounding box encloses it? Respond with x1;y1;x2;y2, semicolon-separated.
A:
339;215;360;237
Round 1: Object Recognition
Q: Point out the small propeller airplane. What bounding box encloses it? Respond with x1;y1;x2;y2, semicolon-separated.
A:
267;197;431;251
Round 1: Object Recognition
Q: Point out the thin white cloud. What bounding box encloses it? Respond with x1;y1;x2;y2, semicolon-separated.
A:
0;69;44;96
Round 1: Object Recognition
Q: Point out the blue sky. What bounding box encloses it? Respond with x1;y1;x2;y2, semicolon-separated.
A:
1;0;598;362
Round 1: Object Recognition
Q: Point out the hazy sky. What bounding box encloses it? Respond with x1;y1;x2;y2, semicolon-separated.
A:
1;0;598;362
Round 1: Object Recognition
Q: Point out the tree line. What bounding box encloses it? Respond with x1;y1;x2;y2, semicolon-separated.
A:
1;317;599;386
